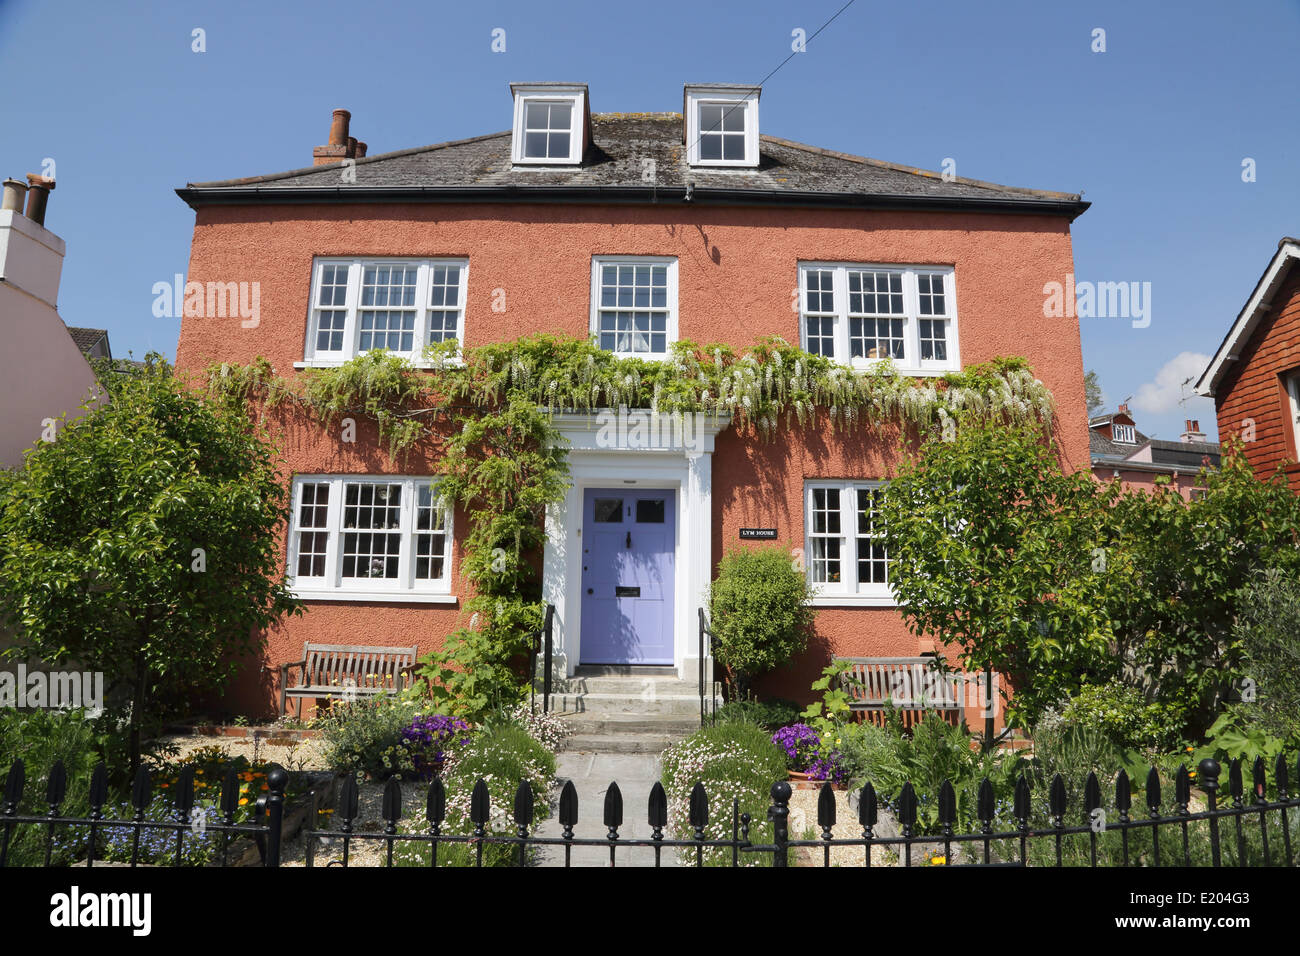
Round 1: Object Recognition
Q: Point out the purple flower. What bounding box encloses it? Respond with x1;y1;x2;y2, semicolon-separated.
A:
400;714;471;781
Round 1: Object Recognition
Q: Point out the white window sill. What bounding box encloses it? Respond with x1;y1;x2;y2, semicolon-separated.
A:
808;593;898;608
291;588;459;605
293;358;464;371
850;362;956;378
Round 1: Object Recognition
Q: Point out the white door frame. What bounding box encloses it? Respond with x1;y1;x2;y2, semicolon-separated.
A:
542;411;729;678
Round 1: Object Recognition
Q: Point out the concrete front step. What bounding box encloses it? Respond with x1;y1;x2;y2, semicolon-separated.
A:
561;713;702;736
553;676;706;696
552;692;715;716
563;734;682;755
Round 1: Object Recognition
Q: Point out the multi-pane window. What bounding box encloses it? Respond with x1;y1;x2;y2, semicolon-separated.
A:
305;259;468;364
799;264;958;372
805;481;892;599
1111;423;1136;443
522;102;573;160
592;257;677;356
288;476;451;596
698;104;746;162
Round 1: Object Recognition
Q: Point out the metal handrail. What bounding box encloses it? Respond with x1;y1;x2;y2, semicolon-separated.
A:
529;603;556;716
697;607;714;727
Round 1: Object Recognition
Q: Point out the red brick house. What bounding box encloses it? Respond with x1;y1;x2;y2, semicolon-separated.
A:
1089;404;1219;499
1195;237;1300;487
173;84;1091;721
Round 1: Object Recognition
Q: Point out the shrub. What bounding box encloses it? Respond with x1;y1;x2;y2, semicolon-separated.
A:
1232;568;1300;745
660;722;788;866
708;546;814;696
1055;681;1184;753
394;721;557;867
0;708;104;866
502;703;571;753
713;698;802;732
315;695;453;780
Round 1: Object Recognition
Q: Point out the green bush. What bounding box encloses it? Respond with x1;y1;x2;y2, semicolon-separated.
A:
713;698;802;732
315;694;437;780
1232;569;1300;746
708;546;813;695
660;722;788;866
1056;681;1184;753
394;721;557;867
0;708;104;866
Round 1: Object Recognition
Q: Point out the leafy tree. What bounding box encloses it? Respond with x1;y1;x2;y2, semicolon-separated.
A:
877;421;1116;728
1232;569;1300;745
1083;369;1105;415
0;357;301;771
1102;448;1300;738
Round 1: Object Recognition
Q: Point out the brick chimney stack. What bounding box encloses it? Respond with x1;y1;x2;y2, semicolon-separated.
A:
1180;419;1206;443
1117;403;1129;415
313;109;368;167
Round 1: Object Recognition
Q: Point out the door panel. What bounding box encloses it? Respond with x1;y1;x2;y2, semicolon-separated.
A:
580;488;676;665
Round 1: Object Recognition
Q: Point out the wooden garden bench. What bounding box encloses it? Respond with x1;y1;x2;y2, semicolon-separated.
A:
835;656;996;725
279;642;419;717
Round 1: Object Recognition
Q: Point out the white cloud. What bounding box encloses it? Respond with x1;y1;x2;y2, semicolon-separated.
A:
1131;352;1212;414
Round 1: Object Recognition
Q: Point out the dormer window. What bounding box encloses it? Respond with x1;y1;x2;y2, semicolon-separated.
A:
1112;423;1136;443
684;84;760;168
510;83;589;166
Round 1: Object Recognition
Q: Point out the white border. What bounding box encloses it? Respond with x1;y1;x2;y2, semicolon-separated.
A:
685;87;759;168
511;86;585;166
589;255;679;359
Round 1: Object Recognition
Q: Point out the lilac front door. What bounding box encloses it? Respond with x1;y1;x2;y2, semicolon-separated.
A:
579;488;676;665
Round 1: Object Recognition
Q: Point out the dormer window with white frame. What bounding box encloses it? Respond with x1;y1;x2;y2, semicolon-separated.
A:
510;83;589;166
684;84;760;168
1111;423;1136;443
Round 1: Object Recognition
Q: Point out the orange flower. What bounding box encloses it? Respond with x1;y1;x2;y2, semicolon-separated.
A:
238;797;249;806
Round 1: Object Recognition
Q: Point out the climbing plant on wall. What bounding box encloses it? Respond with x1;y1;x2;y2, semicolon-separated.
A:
206;334;1057;719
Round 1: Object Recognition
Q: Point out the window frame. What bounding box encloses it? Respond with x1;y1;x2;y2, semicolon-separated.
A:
685;88;759;168
589;255;679;359
511;89;585;166
1111;423;1136;444
804;480;896;606
300;258;469;368
287;475;455;603
797;262;960;375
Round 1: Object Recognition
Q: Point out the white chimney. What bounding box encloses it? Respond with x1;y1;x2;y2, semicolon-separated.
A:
1180;419;1207;443
0;184;65;309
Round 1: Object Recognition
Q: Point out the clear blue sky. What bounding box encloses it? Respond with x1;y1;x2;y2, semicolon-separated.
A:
3;0;1297;442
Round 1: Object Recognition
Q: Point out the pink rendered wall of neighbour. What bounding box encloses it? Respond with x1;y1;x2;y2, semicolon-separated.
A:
175;201;1087;718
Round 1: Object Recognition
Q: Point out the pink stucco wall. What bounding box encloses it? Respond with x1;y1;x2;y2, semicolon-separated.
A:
176;200;1087;717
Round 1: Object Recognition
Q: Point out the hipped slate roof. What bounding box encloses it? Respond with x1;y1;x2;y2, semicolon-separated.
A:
177;114;1088;218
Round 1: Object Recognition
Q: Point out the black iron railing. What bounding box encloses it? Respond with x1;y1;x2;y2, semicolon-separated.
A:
697;607;715;727
529;603;556;716
1;758;288;868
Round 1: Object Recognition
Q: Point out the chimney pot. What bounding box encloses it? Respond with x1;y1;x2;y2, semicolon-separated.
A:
1192;419;1199;431
1118;403;1128;415
1;178;28;213
23;174;55;226
329;109;351;146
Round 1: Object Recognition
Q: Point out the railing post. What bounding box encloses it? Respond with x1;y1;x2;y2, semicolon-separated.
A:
542;604;554;715
698;608;706;728
265;765;288;868
1199;758;1222;867
769;781;791;868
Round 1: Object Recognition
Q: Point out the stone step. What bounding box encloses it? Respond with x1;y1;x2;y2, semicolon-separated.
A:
552;676;706;696
562;734;682;755
552;692;715;716
560;713;703;736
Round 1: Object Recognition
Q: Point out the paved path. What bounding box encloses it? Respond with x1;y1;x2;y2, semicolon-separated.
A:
536;751;679;867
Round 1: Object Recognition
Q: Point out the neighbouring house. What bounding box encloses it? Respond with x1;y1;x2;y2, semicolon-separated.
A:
0;175;102;469
172;84;1092;722
1089;403;1219;499
65;326;112;360
1196;237;1300;489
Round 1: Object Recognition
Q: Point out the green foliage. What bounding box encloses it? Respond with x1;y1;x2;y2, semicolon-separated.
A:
878;421;1115;728
1229;568;1300;745
1191;707;1288;768
314;695;441;780
660;721;789;866
1056;681;1185;753
0;357;301;769
0;708;104;866
394;721;557;867
709;545;814;689
713;698;803;732
799;659;854;739
1102;448;1300;739
1083;369;1104;415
